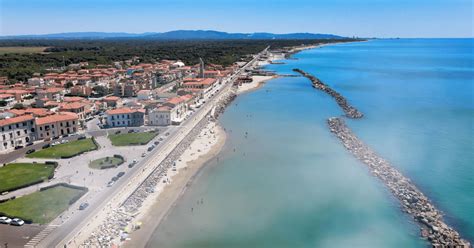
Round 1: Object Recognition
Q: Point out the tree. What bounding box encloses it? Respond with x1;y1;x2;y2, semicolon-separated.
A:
12;103;25;109
65;82;74;88
92;85;108;97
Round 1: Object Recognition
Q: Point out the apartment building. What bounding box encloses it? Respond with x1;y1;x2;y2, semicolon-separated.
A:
0;114;36;152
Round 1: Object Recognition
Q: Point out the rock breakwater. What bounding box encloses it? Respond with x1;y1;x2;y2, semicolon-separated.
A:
294;69;363;118
328;117;470;247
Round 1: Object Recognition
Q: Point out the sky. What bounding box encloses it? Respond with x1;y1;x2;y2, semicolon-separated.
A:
0;0;472;38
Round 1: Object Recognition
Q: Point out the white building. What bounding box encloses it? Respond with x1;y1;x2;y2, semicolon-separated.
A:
106;107;145;127
137;90;152;100
0;114;36;152
148;106;171;126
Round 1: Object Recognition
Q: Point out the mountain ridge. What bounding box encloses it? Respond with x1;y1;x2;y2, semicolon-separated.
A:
0;30;346;40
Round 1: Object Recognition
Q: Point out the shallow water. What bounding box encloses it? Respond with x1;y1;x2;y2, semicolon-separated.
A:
148;39;473;247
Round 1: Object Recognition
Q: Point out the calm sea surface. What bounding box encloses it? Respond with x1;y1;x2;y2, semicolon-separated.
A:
148;39;474;247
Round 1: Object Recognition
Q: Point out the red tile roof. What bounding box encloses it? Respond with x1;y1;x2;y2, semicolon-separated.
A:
8;108;51;117
106;107;145;115
59;102;86;110
35;112;78;125
103;96;120;102
0;114;34;127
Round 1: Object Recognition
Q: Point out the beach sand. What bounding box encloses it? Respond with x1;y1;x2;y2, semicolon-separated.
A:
237;75;277;95
122;121;226;247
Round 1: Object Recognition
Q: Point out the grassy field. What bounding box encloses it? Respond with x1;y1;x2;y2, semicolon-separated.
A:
0;46;49;54
0;163;55;193
109;131;158;146
27;138;98;159
0;185;86;224
89;156;124;169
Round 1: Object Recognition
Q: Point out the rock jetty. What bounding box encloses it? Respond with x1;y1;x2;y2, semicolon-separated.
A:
327;117;470;248
294;69;363;119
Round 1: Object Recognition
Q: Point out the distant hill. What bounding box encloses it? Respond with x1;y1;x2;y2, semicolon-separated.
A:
0;30;346;40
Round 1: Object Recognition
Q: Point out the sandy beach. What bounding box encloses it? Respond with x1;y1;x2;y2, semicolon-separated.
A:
122;120;227;247
237;75;277;94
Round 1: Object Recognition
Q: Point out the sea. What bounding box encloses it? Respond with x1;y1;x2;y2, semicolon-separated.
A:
147;39;474;248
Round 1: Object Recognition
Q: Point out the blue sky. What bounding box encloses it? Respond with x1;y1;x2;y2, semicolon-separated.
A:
0;0;472;37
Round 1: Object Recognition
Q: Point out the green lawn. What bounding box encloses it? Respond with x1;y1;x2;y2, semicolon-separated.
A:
109;131;158;146
27;138;98;159
0;163;55;193
89;156;124;169
0;185;86;224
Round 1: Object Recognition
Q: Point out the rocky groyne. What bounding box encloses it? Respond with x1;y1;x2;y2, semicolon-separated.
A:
294;69;363;119
327;117;470;247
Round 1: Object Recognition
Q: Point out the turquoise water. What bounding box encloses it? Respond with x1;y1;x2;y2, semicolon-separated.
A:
148;39;473;247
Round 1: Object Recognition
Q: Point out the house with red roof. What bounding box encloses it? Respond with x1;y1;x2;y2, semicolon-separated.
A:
35;112;79;140
148;94;194;126
0;114;36;152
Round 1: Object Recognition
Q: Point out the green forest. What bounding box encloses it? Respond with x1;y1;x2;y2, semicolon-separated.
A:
0;38;358;82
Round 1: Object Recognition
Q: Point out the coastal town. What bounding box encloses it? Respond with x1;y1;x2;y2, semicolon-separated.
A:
0;45;285;247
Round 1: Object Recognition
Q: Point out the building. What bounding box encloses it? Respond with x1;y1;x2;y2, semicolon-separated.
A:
59;102;88;124
103;96;121;108
153;94;193;125
181;78;216;90
0;94;16;107
148;106;171;126
0;114;36;152
203;70;221;78
105;107;145;127
137;90;152;100
35;112;79;140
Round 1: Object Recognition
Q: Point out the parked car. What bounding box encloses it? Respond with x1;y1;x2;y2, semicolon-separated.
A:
111;176;118;182
107;181;114;187
0;216;12;224
78;202;89;210
14;146;24;150
147;146;154;152
128;129;135;133
10;218;24;226
115;130;121;135
26;142;34;147
154;141;160;145
128;160;138;168
141;153;146;157
117;172;125;178
25;149;35;154
42;144;51;149
78;135;86;140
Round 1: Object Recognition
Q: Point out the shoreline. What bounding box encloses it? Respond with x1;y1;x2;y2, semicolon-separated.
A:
122;121;227;248
111;43;336;247
236;75;278;95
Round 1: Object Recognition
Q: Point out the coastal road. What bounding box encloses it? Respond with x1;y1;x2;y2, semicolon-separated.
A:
34;48;267;248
